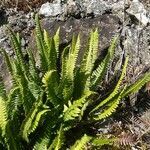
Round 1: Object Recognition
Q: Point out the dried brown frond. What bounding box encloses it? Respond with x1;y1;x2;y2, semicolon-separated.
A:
116;132;137;146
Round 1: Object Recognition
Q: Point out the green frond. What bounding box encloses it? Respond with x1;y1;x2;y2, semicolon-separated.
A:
47;38;57;71
4;122;20;150
43;29;51;54
70;134;92;150
35;14;48;72
92;137;116;146
0;76;6;99
73;29;98;96
29;109;49;135
90;35;119;90
0;97;8;136
122;72;150;97
20;96;43;142
33;108;62;150
57;46;70;98
16;71;36;113
61;34;80;101
33;138;49;150
27;49;40;83
48;125;64;150
42;70;60;106
7;87;22;119
0;48;14;76
84;30;97;75
91;57;128;114
8;29;26;72
91;28;99;65
92;86;126;121
43;29;58;71
60;46;70;80
54;27;60;58
63;91;94;122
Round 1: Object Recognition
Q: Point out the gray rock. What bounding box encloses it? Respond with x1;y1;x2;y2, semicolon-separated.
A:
82;0;110;16
65;0;83;18
39;1;64;17
29;15;120;65
126;0;149;26
41;14;120;52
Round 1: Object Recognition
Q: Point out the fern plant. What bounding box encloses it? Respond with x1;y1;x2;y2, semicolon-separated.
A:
0;14;150;150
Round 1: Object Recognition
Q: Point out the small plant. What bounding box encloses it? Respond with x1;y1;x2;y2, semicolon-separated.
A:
0;14;150;150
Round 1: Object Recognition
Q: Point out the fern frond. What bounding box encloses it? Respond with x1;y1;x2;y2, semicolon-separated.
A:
8;29;26;72
48;125;64;150
43;29;58;71
20;96;43;142
0;97;8;136
54;27;60;58
92;86;126;120
90;35;118;90
17;70;36;113
0;99;19;149
7;87;22;120
48;38;58;71
122;72;150;97
63;91;94;122
62;34;80;100
27;49;40;82
116;132;137;146
92;137;115;146
91;57;128;114
33;138;49;150
33;107;62;150
0;48;14;76
70;134;92;150
35;14;48;72
84;30;93;74
29;109;50;135
42;70;60;106
0;76;6;99
91;28;99;65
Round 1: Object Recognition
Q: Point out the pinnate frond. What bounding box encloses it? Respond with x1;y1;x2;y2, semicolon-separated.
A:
122;72;150;97
63;91;94;122
0;97;8;136
91;57;128;114
70;134;91;150
92;86;126;120
92;137;115;146
20;95;46;142
42;70;60;106
48;125;64;150
91;35;118;90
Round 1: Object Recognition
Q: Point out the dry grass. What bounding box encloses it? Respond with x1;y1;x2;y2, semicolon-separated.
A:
0;0;54;11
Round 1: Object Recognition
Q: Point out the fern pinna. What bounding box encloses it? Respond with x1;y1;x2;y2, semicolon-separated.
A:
0;14;150;150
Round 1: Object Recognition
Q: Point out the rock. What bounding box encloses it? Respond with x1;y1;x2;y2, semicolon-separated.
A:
0;7;7;26
29;15;120;64
81;0;110;16
126;0;149;26
39;1;64;17
65;0;83;18
41;14;120;52
119;25;150;83
111;0;131;22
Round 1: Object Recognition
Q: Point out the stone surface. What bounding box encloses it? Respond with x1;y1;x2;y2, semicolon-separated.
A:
39;1;64;17
41;15;120;51
126;0;149;26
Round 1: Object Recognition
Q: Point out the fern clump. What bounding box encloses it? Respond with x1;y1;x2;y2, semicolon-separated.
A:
0;14;150;150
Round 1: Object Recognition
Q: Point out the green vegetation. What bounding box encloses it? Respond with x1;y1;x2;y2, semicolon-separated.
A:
0;14;150;149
